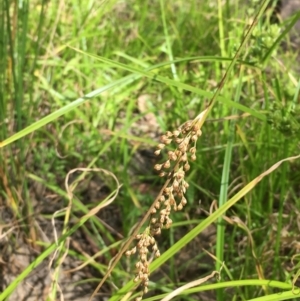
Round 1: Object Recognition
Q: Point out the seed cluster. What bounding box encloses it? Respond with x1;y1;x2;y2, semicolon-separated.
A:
151;119;202;230
125;230;159;298
125;118;203;300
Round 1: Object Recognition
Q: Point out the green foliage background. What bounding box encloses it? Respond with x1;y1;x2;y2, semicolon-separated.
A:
0;0;300;301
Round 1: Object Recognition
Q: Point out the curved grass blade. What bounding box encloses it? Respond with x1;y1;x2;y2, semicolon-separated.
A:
0;170;121;301
142;279;294;301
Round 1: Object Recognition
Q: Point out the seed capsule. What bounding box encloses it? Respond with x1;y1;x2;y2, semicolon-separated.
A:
181;197;187;206
163;160;171;169
154;149;161;156
184;162;190;171
190;147;196;154
173;130;180;137
154;164;162;171
191;134;198;142
151;218;157;224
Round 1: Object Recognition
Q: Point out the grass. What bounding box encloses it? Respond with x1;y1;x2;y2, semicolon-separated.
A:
1;0;300;301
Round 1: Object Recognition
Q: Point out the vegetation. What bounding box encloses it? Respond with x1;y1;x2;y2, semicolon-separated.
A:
0;0;300;301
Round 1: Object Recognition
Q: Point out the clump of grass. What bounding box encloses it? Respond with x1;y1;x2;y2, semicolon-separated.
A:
2;1;300;301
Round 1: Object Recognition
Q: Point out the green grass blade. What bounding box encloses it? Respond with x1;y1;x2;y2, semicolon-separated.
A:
216;66;243;301
141;280;294;301
68;46;267;121
0;74;138;147
159;0;178;81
